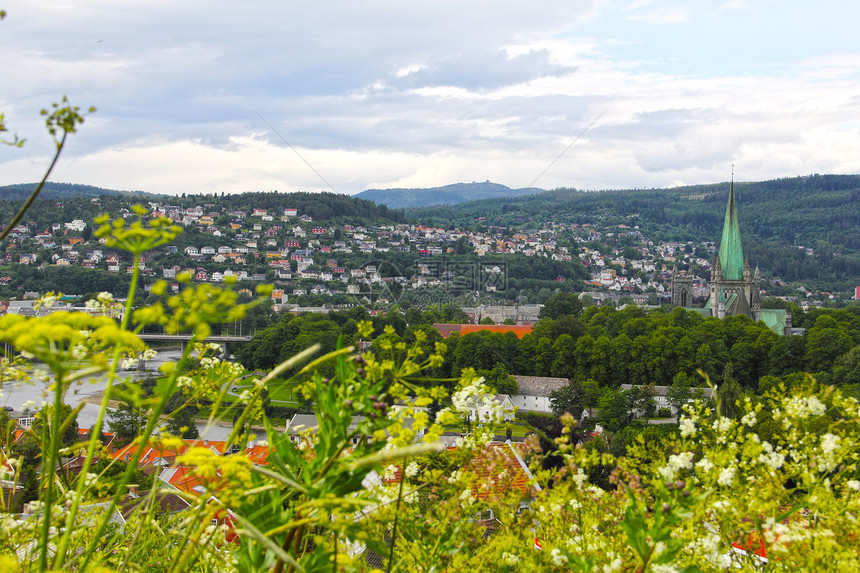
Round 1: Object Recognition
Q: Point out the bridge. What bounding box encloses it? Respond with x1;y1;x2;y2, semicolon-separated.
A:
138;334;254;343
136;333;255;370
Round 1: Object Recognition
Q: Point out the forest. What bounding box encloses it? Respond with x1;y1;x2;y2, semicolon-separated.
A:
237;294;860;422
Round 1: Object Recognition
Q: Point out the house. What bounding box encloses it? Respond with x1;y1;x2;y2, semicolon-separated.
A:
511;376;569;414
463;394;516;423
184;246;199;256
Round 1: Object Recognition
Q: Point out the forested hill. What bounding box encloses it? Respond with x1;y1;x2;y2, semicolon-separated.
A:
0;182;146;200
213;191;407;224
0;189;407;228
355;181;546;208
411;174;860;250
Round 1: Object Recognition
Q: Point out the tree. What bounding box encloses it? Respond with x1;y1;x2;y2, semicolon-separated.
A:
477;362;517;395
666;372;694;415
598;387;638;432
806;317;853;372
539;292;583;320
717;363;743;420
550;380;585;419
33;403;79;449
108;400;147;446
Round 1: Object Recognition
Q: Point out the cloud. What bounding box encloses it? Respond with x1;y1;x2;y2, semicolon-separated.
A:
1;0;859;196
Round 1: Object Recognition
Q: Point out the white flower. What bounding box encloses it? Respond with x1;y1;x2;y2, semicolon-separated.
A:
740;411;757;427
569;499;582;511
785;395;827;419
502;552;519;565
847;480;860;491
660;451;694;481
551;548;568;566
820;433;841;472
603;553;623;573
572;467;588;487
712;417;732;434
758;451;785;471
821;433;840;455
679;416;696;437
459;488;475;505
83;472;98;487
717;466;735;487
405;461;419;478
384;465;397;481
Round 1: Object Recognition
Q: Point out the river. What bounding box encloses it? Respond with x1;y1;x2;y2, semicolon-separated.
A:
0;350;255;441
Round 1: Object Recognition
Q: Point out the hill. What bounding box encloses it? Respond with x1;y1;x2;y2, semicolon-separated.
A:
409;174;860;290
354;181;545;208
0;182;148;200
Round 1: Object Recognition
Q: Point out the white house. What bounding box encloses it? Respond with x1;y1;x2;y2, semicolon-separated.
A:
511;376;569;414
463;394;515;423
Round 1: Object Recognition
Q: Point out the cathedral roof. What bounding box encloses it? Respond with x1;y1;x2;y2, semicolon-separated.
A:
718;181;745;280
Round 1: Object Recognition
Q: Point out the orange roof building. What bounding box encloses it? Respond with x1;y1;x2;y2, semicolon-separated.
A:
432;323;533;339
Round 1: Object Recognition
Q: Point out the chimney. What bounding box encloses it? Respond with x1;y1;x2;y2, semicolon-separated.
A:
127;484;139;498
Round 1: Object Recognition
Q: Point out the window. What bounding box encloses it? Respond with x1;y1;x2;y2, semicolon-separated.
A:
210;519;218;526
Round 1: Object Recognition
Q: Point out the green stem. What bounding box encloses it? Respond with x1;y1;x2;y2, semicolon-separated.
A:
0;132;66;244
38;370;65;572
76;337;195;571
53;252;141;569
387;456;408;572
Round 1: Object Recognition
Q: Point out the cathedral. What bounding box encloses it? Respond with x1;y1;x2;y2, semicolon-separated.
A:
672;180;792;335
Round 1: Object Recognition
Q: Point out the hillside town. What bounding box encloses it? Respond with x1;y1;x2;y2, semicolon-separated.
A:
0;196;835;316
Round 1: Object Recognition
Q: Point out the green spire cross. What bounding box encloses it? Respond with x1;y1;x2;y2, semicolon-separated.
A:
718;178;744;280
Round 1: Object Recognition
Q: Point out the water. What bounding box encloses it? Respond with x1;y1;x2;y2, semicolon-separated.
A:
0;350;250;441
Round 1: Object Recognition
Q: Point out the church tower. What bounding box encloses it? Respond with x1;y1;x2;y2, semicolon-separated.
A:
672;173;791;335
707;179;757;319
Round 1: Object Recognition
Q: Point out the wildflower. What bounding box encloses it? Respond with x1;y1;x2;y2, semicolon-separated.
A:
502;552;519;565
717;466;735;487
572;467;588;487
405;461;419;478
740;411;757;427
679;416;696;437
659;451;694;480
847;480;860;491
551;548;568;566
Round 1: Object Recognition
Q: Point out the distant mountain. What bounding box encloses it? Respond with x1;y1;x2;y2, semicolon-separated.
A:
354;181;546;208
0;182;148;200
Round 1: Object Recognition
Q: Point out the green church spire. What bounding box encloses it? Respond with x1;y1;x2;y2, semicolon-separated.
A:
718;178;744;280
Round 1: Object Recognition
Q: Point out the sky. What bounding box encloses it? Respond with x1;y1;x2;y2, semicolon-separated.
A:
1;0;859;196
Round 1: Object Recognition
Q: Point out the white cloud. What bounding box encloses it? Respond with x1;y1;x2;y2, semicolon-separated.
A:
1;0;859;196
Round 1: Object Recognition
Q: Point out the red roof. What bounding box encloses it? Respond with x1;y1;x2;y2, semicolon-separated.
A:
432;323;533;339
